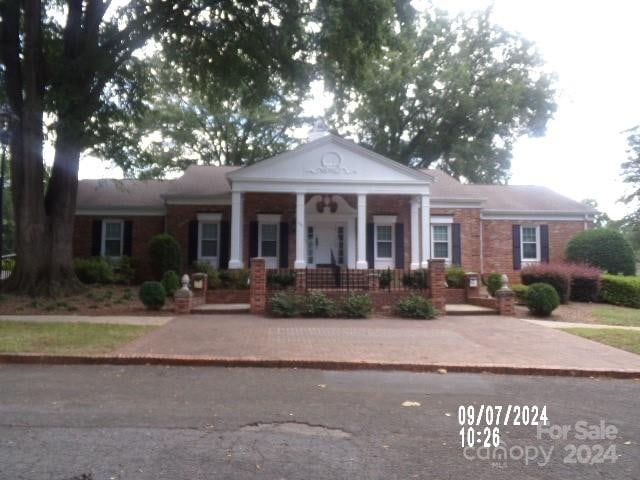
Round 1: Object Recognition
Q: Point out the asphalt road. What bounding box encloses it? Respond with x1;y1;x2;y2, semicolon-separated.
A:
0;365;638;480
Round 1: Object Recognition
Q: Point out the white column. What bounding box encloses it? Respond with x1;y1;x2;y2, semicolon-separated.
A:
229;191;244;269
410;197;420;270
420;194;430;268
356;194;368;269
294;193;306;269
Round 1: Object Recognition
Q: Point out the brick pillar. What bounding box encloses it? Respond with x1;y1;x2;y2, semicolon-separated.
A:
295;269;306;293
464;272;480;300
368;271;379;291
428;259;446;312
496;288;516;316
191;272;208;306
250;258;267;314
174;288;193;314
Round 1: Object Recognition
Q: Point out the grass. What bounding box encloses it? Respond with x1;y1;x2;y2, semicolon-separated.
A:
562;328;640;356
591;306;640;327
0;320;155;355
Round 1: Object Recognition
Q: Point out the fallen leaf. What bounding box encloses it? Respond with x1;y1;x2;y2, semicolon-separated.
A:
402;401;421;407
437;368;447;374
444;412;452;417
317;384;326;389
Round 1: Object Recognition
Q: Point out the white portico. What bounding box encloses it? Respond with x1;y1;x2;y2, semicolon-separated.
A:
226;134;434;270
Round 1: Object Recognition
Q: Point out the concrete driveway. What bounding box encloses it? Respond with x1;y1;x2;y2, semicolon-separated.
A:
116;314;640;372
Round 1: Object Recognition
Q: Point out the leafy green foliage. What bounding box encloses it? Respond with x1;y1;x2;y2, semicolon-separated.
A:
269;292;303;318
138;282;166;311
511;284;529;304
73;258;115;285
445;266;466;288
402;269;428;289
520;264;571;303
525;283;560;317
566;229;636;275
378;268;393;289
337;294;372;318
267;270;296;289
161;270;181;297
301;292;336;317
394;295;436;319
330;7;556;183
486;272;503;297
219;269;250;290
599;275;640;309
148;235;181;280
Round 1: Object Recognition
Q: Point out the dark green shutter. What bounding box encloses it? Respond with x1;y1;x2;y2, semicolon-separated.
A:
451;223;461;266
512;224;521;270
366;223;374;269
188;220;198;265
540;225;550;263
219;221;230;269
394;223;404;269
123;221;133;257
249;221;259;259
279;222;289;268
91;220;102;256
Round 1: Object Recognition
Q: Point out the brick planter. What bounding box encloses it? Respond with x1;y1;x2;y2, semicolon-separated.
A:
206;289;250;304
444;288;466;304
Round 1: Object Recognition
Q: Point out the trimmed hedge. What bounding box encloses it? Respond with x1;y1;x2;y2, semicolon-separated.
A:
511;284;529;304
161;270;181;296
486;272;503;297
599;275;640;308
566;228;636;275
568;264;602;302
521;264;571;304
525;283;560;317
149;234;181;280
445;266;465;288
139;281;166;310
73;257;115;284
268;292;372;318
394;295;436;319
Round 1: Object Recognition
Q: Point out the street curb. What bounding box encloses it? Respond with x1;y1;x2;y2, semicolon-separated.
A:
0;353;639;379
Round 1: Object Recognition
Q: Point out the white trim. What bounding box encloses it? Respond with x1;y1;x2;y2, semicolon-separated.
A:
372;215;397;224
430;199;485;208
231;180;430;195
258;221;280;268
163;195;231;205
257;214;282;223
482;211;591;221
431;224;451;265
197;213;223;221
430;215;454;224
101;219;124;259
198;220;221;268
77;209;165;216
520;225;541;263
374;223;394;268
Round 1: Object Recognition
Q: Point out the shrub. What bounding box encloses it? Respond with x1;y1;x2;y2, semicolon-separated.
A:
161;270;181;296
521;264;571;303
511;284;529;304
486;272;503;297
226;269;250;289
267;270;295;289
337;294;372;318
269;291;302;317
193;261;221;289
379;268;393;289
445;266;465;288
568;263;602;302
402;269;428;289
73;257;115;284
566;228;636;275
113;256;136;285
525;283;560;317
599;275;640;308
394;295;436;319
139;281;166;310
149;234;181;279
301;291;336;317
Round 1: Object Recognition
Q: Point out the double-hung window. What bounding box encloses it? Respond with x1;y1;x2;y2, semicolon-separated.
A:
521;225;540;262
431;224;451;262
373;216;396;269
102;220;123;258
197;213;221;267
375;225;393;259
258;214;281;268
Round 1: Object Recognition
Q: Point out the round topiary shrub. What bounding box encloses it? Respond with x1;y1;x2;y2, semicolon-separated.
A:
139;281;166;310
148;234;181;280
525;283;560;317
566;228;636;275
161;270;181;296
486;272;503;297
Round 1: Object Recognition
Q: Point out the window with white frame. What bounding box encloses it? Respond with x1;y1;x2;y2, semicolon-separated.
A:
375;225;393;259
431;224;451;261
258;214;281;268
521;225;540;261
102;220;123;258
197;213;221;267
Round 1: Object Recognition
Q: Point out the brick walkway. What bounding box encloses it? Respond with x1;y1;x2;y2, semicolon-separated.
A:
116;314;640;371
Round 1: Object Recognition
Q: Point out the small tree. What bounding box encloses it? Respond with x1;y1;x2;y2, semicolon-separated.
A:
148;235;181;280
566;229;635;275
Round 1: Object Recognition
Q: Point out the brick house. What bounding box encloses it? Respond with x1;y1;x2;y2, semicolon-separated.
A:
74;134;595;282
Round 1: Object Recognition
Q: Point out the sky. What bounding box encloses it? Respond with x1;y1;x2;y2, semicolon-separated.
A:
79;0;640;220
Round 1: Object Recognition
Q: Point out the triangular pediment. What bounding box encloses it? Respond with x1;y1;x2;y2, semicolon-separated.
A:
227;135;433;193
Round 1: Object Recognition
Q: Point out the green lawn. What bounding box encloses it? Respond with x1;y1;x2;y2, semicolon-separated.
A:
0;320;155;354
562;328;640;356
592;306;640;327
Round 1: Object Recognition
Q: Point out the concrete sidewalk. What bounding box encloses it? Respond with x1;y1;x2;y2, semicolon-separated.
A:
0;315;173;326
526;318;640;331
115;314;640;372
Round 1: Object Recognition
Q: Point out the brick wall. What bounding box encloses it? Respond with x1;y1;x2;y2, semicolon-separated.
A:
73;215;165;282
482;219;587;283
431;207;482;273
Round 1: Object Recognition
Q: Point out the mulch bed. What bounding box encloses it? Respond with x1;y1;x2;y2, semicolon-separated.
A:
0;285;175;316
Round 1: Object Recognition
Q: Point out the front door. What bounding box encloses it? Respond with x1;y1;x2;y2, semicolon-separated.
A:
307;223;346;267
